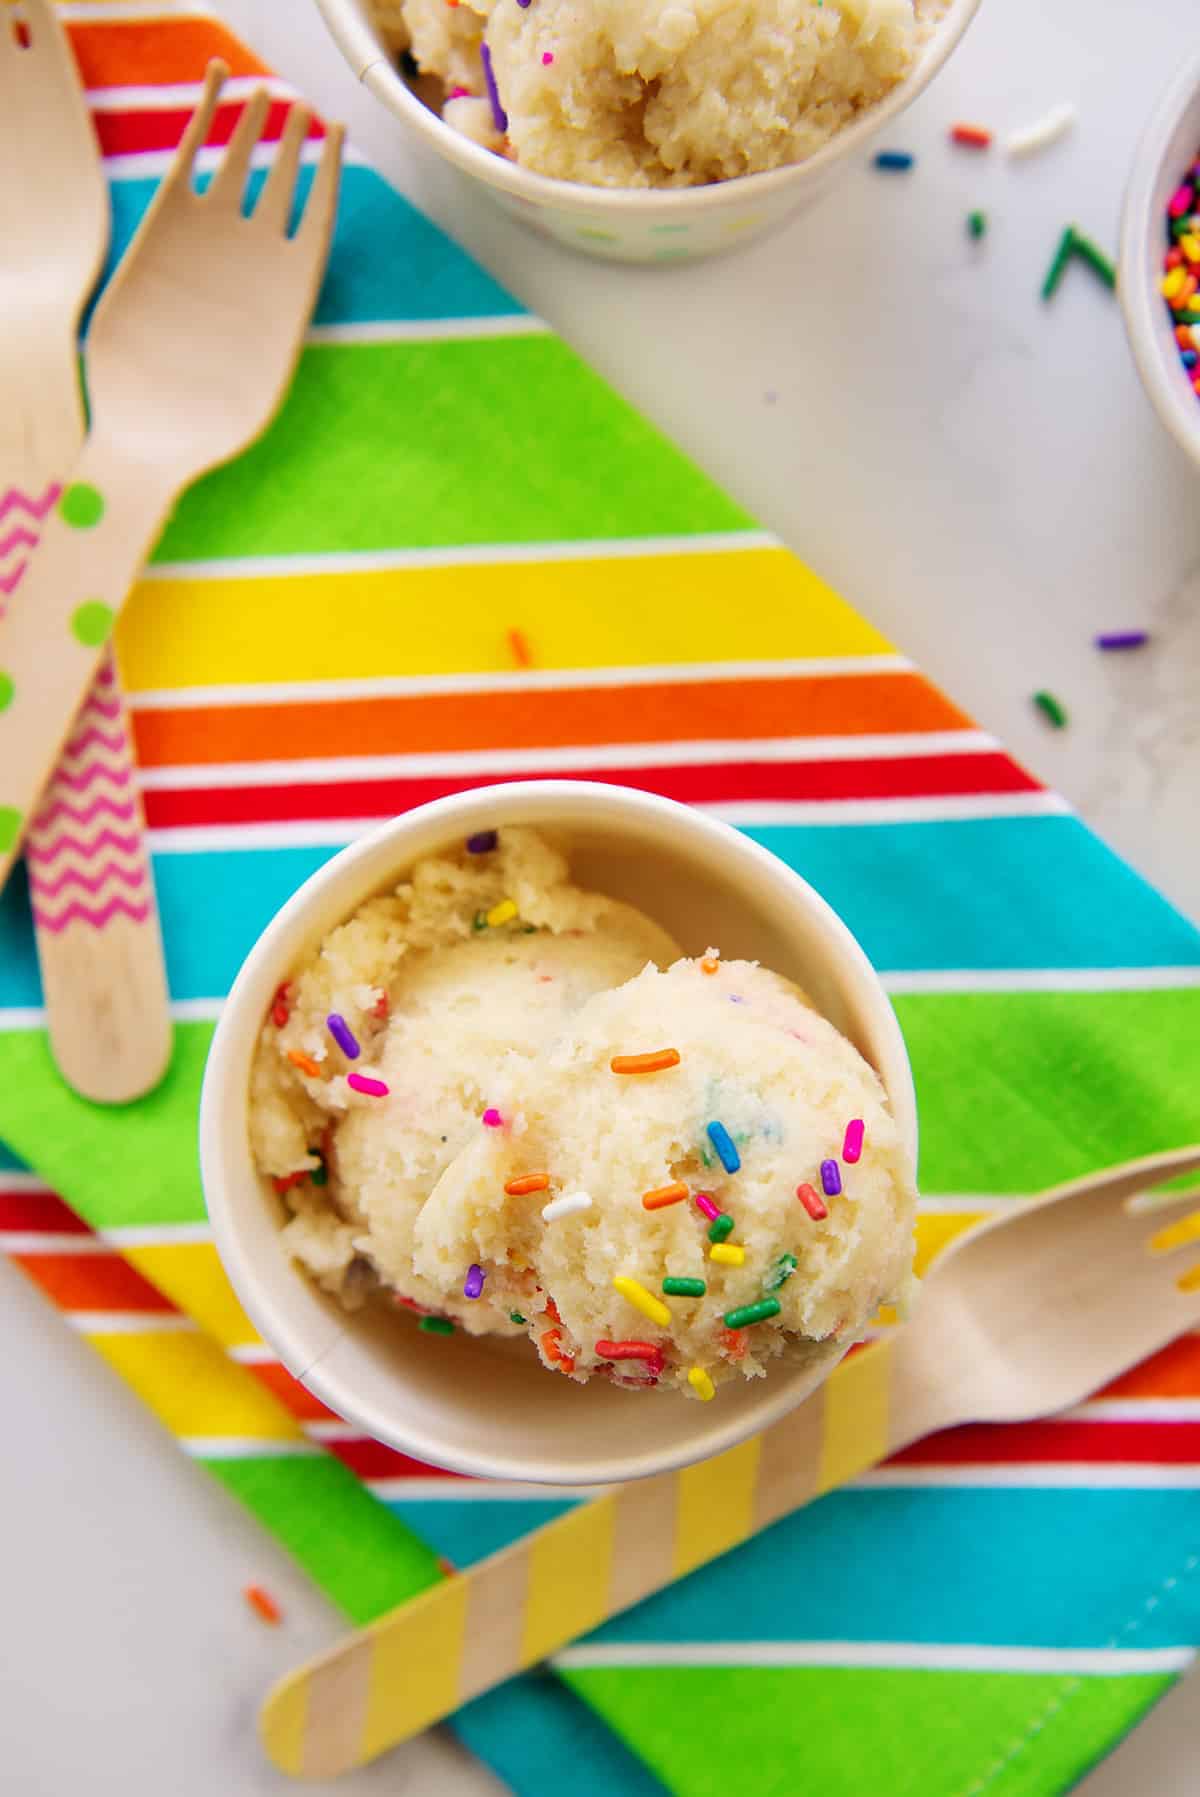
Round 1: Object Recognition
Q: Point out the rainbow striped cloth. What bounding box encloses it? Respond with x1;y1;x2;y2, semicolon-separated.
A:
3;6;1200;1793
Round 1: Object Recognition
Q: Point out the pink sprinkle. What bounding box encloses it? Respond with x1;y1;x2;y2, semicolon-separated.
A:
1170;183;1194;218
482;1107;504;1128
447;84;472;100
694;1192;721;1222
842;1118;865;1164
542;51;554;64
347;1073;389;1098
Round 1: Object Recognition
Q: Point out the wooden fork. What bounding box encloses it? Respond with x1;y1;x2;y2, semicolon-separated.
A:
0;0;172;1102
0;60;344;900
260;1145;1200;1778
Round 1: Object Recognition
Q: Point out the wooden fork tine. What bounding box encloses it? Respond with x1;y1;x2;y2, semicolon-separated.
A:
207;84;271;208
255;103;311;234
154;58;229;204
295;122;345;255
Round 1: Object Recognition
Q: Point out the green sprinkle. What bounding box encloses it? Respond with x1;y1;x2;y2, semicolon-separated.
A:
59;481;105;529
0;673;13;713
764;1253;798;1293
522;924;537;933
71;600;114;647
1173;308;1200;324
472;910;488;931
707;1213;735;1244
967;209;987;240
419;1316;455;1335
1033;689;1068;729
309;1153;328;1188
1071;230;1116;290
700;1147;713;1169
1041;225;1075;301
662;1277;707;1297
723;1298;781;1330
0;806;21;852
509;1311;526;1325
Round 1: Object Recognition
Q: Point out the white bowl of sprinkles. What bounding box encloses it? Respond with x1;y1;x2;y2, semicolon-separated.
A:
314;0;982;264
1119;45;1200;473
200;781;916;1486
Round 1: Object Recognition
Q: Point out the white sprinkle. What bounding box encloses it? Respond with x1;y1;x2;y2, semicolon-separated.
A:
542;1191;593;1222
1005;103;1077;158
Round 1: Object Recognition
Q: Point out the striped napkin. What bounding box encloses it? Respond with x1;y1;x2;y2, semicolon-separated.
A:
3;6;1200;1794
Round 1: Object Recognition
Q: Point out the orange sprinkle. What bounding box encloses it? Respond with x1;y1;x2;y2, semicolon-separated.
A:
719;1326;747;1361
642;1181;689;1210
700;956;720;975
286;1048;321;1078
504;1173;551;1195
508;627;533;667
244;1584;282;1625
272;1170;308;1195
436;1555;458;1578
610;1048;681;1075
541;1328;575;1373
372;991;390;1020
543;1295;562;1325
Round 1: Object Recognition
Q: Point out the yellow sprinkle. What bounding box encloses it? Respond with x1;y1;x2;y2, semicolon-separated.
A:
1181;234;1200;263
1162;267;1187;299
486;898;518;928
709;1242;745;1267
1149;1211;1200;1256
688;1366;715;1402
612;1274;671;1328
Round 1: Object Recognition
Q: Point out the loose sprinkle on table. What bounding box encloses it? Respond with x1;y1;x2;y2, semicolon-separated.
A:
487;898;519;928
707;1121;740;1174
820;1159;842;1197
765;1253;798;1292
950;123;991;149
467;830;499;854
724;1298;781;1329
709;1242;745;1267
611;1048;681;1075
463;1264;485;1300
595;1338;664;1366
286;1048;321;1078
1041;225;1076;300
1071;229;1116;290
613;1274;672;1327
688;1366;716;1401
1005;102;1076;158
967;209;987;240
505;1173;551;1195
1095;630;1150;651
420;1316;455;1335
796;1182;828;1220
843;1119;865;1164
326;1013;360;1059
694;1192;721;1222
482;1107;504;1127
643;1181;688;1210
663;1276;707;1297
708;1213;735;1243
874;150;914;171
1033;689;1068;729
542;1190;593;1222
507;626;532;667
347;1073;389;1098
244;1584;282;1625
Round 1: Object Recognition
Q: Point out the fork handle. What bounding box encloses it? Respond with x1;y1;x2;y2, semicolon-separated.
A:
0;443;171;894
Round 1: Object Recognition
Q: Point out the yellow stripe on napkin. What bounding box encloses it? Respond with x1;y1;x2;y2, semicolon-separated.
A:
88;1328;306;1442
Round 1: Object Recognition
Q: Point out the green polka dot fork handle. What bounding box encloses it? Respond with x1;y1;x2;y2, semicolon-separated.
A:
0;62;345;1023
0;0;171;1102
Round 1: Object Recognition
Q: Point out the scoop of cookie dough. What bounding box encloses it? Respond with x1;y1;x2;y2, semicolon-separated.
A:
414;955;916;1392
249;826;679;1330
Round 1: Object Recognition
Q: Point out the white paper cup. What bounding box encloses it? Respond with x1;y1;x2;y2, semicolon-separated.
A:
200;781;916;1485
316;0;982;263
1119;48;1200;473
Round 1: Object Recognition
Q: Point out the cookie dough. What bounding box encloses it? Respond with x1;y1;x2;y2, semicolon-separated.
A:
250;826;679;1330
414;955;916;1394
385;0;948;187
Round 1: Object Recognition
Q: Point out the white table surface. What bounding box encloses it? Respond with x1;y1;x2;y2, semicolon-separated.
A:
4;0;1199;1791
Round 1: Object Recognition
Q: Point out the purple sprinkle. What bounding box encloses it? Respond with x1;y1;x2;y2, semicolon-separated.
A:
464;1263;485;1300
326;1013;360;1060
480;41;508;134
694;1192;721;1222
1094;631;1149;651
467;830;499;854
482;1107;504;1128
820;1158;842;1197
347;1073;389;1098
842;1119;865;1164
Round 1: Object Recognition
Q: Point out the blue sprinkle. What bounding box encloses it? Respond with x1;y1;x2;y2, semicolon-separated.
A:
707;1121;741;1174
1184;350;1198;368
820;1158;842;1197
874;150;914;171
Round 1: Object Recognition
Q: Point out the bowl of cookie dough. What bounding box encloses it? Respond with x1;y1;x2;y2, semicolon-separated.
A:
315;0;981;262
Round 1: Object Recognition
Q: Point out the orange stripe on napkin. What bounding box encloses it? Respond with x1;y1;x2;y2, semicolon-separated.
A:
10;1252;176;1313
132;672;970;768
246;1358;343;1423
1098;1335;1200;1401
68;18;268;89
